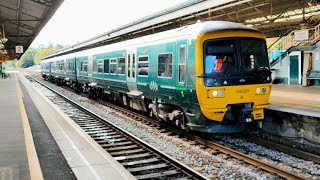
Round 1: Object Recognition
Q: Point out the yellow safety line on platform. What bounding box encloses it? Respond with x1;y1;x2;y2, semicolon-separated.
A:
270;99;320;108
15;73;44;180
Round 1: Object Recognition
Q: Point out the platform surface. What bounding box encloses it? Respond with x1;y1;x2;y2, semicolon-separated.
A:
18;71;135;180
0;71;135;180
0;73;31;180
269;84;320;117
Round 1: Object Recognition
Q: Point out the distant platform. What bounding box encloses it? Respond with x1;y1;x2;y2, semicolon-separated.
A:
269;84;320;118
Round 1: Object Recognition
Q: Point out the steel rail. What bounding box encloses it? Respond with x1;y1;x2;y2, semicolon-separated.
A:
190;137;307;180
27;75;207;180
29;74;308;180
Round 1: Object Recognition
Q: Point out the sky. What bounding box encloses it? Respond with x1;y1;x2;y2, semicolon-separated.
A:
31;0;188;48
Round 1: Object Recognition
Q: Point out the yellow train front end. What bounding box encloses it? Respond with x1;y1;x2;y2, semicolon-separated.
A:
195;28;272;133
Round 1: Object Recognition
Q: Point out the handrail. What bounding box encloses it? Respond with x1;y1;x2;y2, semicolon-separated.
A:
268;23;320;62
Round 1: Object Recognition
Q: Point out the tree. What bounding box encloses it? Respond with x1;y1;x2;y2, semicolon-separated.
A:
55;44;64;50
17;48;37;68
6;60;16;68
38;44;45;49
47;43;54;49
34;48;55;65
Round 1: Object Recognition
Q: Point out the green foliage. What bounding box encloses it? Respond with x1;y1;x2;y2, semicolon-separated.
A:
34;48;56;65
6;60;16;68
16;48;37;68
15;43;64;68
55;44;64;50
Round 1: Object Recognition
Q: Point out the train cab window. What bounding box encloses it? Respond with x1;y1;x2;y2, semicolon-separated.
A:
158;53;172;77
97;60;104;73
204;39;236;75
118;57;125;75
110;59;117;74
179;45;186;83
93;60;97;73
104;59;109;73
240;39;269;72
138;56;149;76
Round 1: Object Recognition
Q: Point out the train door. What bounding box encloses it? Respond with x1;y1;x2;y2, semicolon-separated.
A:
176;42;190;107
126;48;139;94
88;55;93;83
289;55;299;85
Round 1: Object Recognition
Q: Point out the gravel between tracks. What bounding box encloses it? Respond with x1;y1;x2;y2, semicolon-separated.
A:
30;77;318;180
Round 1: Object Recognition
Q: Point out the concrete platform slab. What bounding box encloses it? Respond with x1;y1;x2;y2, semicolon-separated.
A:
269;84;320;118
18;72;135;180
0;72;43;180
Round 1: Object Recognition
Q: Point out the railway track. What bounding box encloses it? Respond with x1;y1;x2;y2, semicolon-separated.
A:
26;76;206;180
27;74;308;180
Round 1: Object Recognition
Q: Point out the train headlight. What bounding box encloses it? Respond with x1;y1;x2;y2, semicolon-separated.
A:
212;90;224;97
218;90;224;96
256;88;261;94
256;87;268;94
212;91;218;97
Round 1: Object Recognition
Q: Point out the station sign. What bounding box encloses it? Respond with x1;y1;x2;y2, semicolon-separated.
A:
294;30;309;42
15;46;24;53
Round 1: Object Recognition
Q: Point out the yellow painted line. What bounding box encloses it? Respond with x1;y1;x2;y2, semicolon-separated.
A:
270;99;320;108
15;73;44;180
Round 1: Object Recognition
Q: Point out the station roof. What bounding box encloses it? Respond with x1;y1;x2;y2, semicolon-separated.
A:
0;0;64;60
38;0;320;59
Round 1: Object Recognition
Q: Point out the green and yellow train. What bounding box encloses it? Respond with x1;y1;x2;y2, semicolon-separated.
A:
41;21;272;133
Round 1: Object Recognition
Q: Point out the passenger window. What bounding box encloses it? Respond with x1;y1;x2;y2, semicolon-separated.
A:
81;61;88;72
132;53;135;78
128;54;131;78
158;53;172;77
138;56;149;76
110;59;117;74
179;45;186;83
93;60;97;72
104;59;109;73
98;60;104;73
60;61;63;70
118;57;125;75
56;62;59;71
64;62;68;71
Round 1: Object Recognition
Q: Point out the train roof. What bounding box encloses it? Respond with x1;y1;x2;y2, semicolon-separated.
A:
197;21;259;35
42;21;262;61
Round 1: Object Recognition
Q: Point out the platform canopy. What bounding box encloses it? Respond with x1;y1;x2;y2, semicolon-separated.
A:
0;0;64;60
43;0;320;60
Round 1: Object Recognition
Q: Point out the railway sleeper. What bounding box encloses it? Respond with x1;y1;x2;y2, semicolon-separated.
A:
127;163;171;174
120;157;161;167
135;169;185;180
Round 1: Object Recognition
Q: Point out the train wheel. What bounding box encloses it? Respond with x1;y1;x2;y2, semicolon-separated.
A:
175;115;187;130
74;83;82;94
88;88;98;100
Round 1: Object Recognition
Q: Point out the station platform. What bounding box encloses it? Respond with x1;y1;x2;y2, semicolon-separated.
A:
0;72;134;180
269;84;320;118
